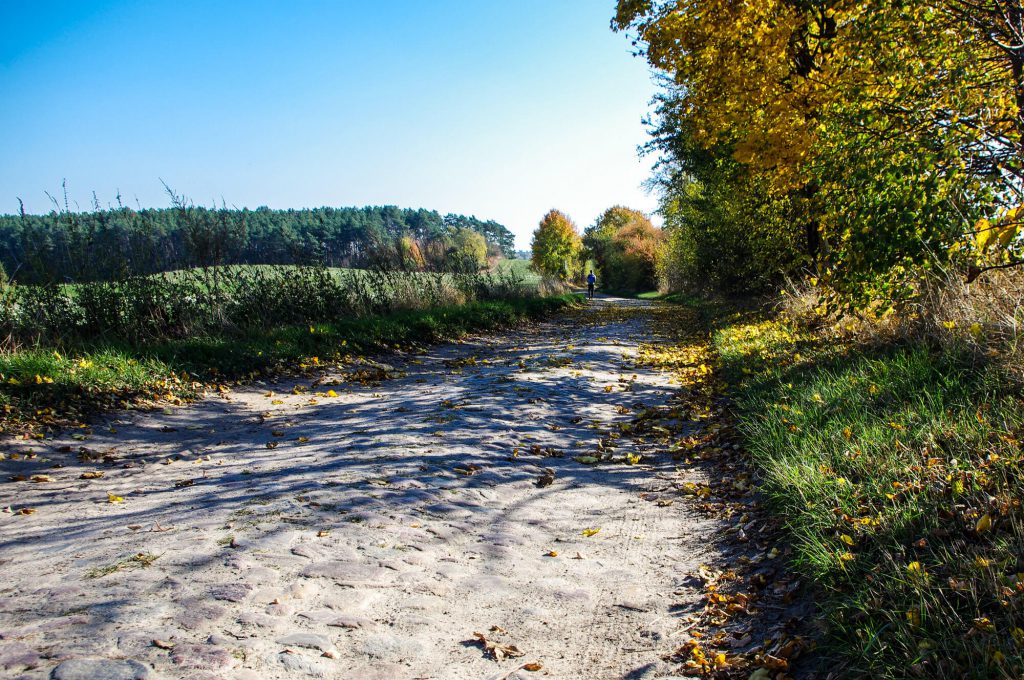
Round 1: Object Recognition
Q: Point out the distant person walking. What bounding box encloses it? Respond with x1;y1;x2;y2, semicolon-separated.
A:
586;270;597;299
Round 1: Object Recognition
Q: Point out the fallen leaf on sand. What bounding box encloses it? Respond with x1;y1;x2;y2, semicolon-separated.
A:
30;475;54;483
107;493;125;503
545;551;559;557
80;471;104;479
152;639;175;650
317;530;330;537
582;528;601;537
266;441;279;449
535;471;555;488
174;479;194;488
16;507;35;515
472;631;525;661
297;436;310;444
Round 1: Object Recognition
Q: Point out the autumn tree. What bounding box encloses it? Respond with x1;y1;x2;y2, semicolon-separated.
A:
585;207;664;291
531;209;583;281
615;1;1024;309
447;227;488;272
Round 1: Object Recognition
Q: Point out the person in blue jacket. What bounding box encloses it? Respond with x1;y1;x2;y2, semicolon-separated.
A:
586;270;597;299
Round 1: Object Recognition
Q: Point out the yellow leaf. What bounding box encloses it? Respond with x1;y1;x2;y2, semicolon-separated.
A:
906;561;928;580
582;528;601;537
80;471;104;479
297;436;309;444
107;493;125;504
271;399;284;405
545;550;558;557
325;390;338;398
604;385;613;393
975;218;995;250
976;513;993;533
839;534;854;546
974;616;995;632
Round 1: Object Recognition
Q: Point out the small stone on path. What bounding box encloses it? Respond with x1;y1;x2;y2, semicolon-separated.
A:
50;658;150;680
209;583;253;602
276;651;333;677
276;633;334;652
169;643;233;671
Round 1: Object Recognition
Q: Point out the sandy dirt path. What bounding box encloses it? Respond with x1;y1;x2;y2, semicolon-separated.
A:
0;297;725;680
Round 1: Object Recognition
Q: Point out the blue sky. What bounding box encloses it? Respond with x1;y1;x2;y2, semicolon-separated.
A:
0;1;658;248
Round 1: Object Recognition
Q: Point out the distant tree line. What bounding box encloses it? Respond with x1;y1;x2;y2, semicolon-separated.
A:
0;201;516;283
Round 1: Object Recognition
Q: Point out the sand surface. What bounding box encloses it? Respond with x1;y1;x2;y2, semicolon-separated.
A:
0;297;725;679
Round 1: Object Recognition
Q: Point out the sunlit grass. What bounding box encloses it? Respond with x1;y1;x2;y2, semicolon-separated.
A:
712;308;1024;678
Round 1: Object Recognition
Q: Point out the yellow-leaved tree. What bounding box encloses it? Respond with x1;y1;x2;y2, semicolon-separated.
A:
616;0;1024;308
531;209;583;281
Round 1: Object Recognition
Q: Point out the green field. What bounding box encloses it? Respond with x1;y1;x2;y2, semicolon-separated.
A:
0;261;574;432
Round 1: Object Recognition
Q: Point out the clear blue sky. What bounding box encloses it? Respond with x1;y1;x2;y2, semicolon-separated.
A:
0;1;658;249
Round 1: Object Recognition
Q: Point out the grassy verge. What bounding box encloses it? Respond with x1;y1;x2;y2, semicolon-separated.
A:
699;300;1024;678
0;294;581;433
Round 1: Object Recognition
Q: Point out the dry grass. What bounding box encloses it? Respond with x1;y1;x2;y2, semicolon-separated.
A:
780;268;1024;378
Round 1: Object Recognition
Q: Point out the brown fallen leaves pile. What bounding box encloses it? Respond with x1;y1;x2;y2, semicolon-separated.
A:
633;305;813;678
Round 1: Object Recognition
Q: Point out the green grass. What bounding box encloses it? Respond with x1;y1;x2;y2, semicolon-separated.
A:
706;305;1024;678
0;294;581;430
493;258;541;285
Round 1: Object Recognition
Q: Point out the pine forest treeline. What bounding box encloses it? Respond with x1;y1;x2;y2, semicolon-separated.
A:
1;201;516;283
